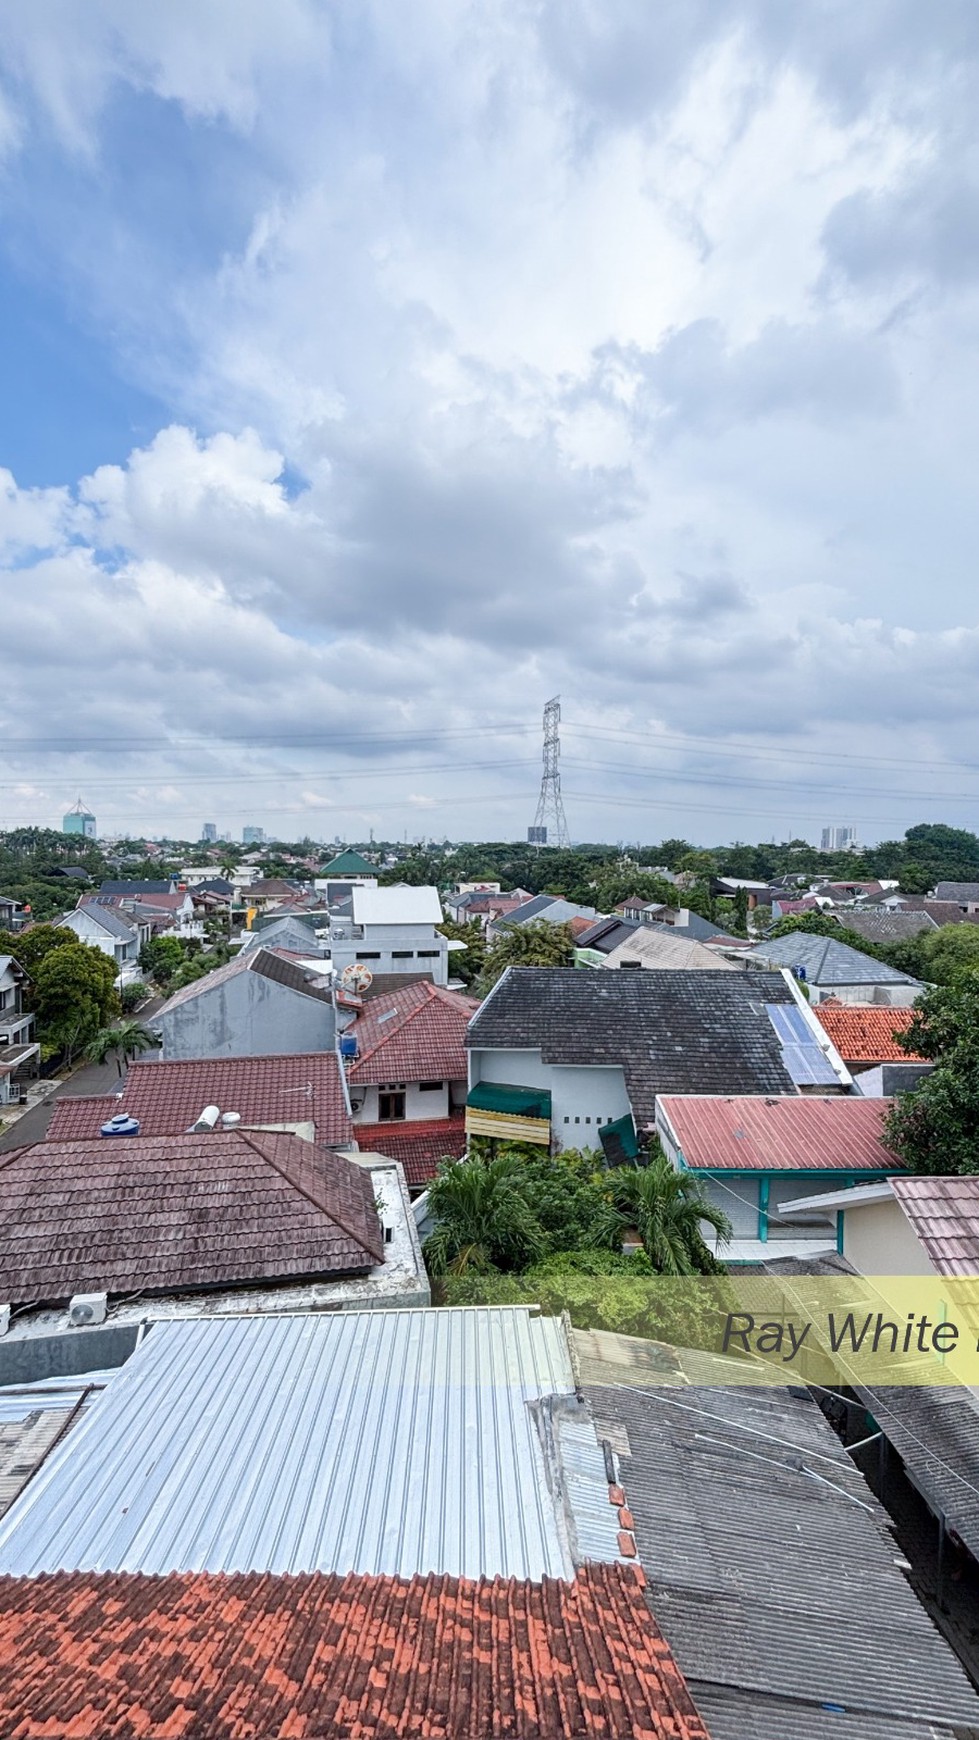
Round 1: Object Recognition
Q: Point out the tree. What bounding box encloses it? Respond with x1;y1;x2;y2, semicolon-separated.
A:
883;982;979;1174
732;886;750;937
0;923;79;975
139;934;186;987
477;919;575;993
437;918;486;989
423;1155;550;1275
612;1149;731;1275
85;1019;158;1077
32;943;119;1065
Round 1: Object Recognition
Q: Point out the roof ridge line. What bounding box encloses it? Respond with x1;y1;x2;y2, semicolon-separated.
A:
242;1131;384;1264
352;983;435;1070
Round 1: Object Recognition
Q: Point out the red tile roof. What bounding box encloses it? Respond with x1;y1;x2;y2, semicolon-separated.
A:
658;1094;903;1172
45;1053;352;1146
347;982;478;1086
0;1566;709;1739
892;1176;979;1276
351;1115;467;1185
813;1004;922;1064
0;1129;383;1305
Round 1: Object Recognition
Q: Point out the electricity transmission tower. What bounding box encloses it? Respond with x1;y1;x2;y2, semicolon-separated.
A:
529;695;571;849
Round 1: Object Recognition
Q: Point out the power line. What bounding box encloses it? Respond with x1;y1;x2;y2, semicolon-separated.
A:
565;722;979;777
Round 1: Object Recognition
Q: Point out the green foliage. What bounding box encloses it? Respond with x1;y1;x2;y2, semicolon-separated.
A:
33;942;119;1065
85;1019;158;1076
0;923;79;975
612;1149;731;1275
437;918;486;988
884;982;979;1173
470;1143;624;1256
439;1252;732;1347
476;919;575;993
118;981;147;1012
422;1154;550;1275
138;934;187;986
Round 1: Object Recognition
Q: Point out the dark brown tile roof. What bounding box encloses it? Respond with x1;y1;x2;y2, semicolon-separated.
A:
0;1566;710;1739
0;1129;383;1306
45;1054;352;1146
892;1174;979;1275
347;982;478;1085
351;1115;467;1185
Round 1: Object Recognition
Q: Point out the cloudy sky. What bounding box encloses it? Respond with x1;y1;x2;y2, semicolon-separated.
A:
1;2;978;846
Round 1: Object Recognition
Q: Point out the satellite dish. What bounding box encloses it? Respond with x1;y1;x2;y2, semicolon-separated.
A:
340;962;374;992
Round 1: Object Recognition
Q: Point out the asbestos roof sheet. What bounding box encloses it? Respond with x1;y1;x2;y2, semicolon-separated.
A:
658;1093;901;1172
0;1310;584;1579
891;1174;979;1274
349;1114;467;1185
347;981;478;1085
46;1052;352;1146
603;930;740;971
584;1376;979;1737
0;1564;709;1740
467;968;800;1123
0;1129;383;1305
813;1003;922;1063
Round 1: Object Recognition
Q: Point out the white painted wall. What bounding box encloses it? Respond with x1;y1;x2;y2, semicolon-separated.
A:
352;1080;453;1122
842;1197;938;1276
469;1046;631;1150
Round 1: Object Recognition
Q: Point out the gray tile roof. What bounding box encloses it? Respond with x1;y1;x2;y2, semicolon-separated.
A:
154;947;332;1019
503;894;599;926
839;910;938;944
99;880;174;895
747;932;922;986
933;881;979;903
584;1377;979;1738
467;967;799;1122
71;901;139;941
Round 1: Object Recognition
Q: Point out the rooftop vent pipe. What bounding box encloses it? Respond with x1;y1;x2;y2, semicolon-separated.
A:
191;1104;221;1132
221;1111;241;1128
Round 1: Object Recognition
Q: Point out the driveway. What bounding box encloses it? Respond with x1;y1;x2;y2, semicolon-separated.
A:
0;998;164;1151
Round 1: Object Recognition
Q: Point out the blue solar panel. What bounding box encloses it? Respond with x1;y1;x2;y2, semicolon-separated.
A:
766;1005;839;1085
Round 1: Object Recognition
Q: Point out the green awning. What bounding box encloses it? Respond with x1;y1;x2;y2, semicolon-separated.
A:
600;1112;640;1165
467;1081;552;1120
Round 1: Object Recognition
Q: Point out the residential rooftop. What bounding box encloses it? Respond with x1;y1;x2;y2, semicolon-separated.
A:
812;1003;922;1064
345;980;478;1085
657;1094;901;1172
0;1129;383;1307
747;932;923;987
45;1051;352;1146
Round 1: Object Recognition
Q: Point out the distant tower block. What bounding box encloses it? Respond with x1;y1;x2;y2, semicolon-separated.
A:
528;696;571;849
63;797;96;839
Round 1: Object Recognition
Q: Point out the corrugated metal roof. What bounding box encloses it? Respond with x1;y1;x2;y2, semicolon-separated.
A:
584;1371;979;1735
658;1093;901;1172
892;1174;979;1274
0;1309;601;1580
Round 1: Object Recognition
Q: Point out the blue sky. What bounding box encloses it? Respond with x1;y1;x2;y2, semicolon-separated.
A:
1;2;979;845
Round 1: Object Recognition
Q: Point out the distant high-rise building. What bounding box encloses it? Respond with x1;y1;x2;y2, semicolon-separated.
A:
821;825;858;852
201;822;218;843
242;825;265;845
63;798;96;839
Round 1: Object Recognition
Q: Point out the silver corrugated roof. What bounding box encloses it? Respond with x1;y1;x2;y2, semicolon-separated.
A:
0;1309;597;1580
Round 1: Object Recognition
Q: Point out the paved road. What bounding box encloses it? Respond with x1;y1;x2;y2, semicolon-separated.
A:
0;999;164;1151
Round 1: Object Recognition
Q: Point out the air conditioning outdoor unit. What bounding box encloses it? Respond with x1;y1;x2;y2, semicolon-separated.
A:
68;1292;107;1328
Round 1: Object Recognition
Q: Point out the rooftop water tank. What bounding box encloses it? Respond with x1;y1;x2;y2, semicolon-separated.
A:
99;1113;140;1138
339;1034;358;1058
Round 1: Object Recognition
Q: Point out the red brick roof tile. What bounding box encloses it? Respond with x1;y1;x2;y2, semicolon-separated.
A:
813;1004;923;1064
0;1567;710;1739
0;1129;383;1305
347;982;478;1086
351;1115;467;1185
46;1053;352;1145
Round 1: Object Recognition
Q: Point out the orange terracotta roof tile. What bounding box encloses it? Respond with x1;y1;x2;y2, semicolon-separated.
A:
813;1004;923;1064
351;1115;467;1185
346;982;478;1086
0;1567;710;1739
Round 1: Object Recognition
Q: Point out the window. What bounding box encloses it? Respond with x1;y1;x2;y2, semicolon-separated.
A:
416;950;440;958
419;1080;443;1092
391;950;414;959
585;1116;591;1124
378;1088;406;1121
358;952;381;960
574;1115;580;1124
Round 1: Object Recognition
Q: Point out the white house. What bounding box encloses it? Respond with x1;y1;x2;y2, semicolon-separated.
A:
0;956;39;1105
328;885;456;987
58;902;146;986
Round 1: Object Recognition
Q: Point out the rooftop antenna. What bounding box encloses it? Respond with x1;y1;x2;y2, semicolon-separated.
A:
529;695;571;850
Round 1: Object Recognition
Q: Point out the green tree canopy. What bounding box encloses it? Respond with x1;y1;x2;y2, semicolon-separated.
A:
883;981;979;1173
33;942;119;1064
0;923;79;975
612;1150;731;1275
476;918;575;993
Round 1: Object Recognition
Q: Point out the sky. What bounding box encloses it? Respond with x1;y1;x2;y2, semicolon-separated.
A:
1;2;979;847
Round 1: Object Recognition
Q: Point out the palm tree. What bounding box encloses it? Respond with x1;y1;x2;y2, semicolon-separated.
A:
613;1151;731;1276
423;1155;549;1276
85;1020;158;1078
